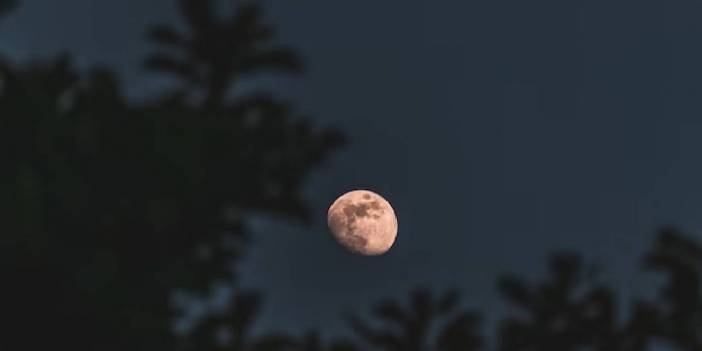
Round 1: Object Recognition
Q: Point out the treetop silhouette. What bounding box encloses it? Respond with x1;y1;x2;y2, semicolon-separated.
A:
145;0;303;108
1;0;343;349
3;1;702;350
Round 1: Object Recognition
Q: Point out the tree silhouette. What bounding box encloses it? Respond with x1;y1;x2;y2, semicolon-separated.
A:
347;287;483;351
497;253;655;351
283;331;359;351
182;289;278;351
642;226;702;350
0;0;14;16
0;0;343;349
145;0;302;108
183;288;359;351
7;1;702;350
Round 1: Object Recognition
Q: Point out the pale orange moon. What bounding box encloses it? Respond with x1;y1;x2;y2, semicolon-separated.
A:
327;190;398;255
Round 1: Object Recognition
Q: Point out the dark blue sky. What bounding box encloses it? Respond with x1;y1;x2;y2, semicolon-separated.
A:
4;0;702;341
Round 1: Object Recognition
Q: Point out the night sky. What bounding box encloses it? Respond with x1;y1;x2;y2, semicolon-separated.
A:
4;0;702;340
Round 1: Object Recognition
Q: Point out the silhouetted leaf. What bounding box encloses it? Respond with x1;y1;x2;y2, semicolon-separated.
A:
2;1;346;349
145;0;304;106
347;313;404;350
349;287;482;351
549;252;582;291
228;290;263;335
0;0;16;16
640;226;702;349
374;299;408;326
498;252;631;351
327;340;360;351
227;3;272;42
410;287;434;322
437;288;461;314
437;312;483;351
250;334;295;351
179;0;213;32
498;275;531;307
144;54;193;79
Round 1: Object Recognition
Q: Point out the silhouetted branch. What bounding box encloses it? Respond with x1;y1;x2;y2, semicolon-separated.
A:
642;226;702;349
179;0;214;33
226;3;273;43
2;1;346;349
0;0;16;16
348;287;483;351
144;54;194;80
437;312;483;351
145;0;302;108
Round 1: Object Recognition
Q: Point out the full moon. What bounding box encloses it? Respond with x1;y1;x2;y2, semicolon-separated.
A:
327;190;398;255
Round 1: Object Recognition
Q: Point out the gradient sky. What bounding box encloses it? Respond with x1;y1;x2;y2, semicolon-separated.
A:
3;0;702;342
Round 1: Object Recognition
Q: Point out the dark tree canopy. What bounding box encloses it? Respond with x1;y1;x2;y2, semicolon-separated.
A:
347;287;484;351
1;0;343;349
0;0;15;16
498;253;634;351
145;0;303;108
643;226;702;349
3;1;702;351
496;228;702;351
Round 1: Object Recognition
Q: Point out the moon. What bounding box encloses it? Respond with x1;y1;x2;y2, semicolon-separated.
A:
327;190;398;255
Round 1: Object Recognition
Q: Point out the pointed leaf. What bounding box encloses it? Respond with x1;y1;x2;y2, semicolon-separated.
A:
498;275;532;307
228;3;266;38
249;333;295;351
179;0;213;32
347;313;404;349
328;339;360;351
373;298;408;326
144;54;194;79
549;252;582;290
437;311;483;351
224;290;263;341
437;288;461;314
0;0;16;16
410;287;434;321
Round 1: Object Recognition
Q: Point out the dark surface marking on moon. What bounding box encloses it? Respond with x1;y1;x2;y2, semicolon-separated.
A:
339;200;386;250
341;200;386;232
339;202;364;250
345;233;368;251
330;207;365;248
354;204;370;217
329;192;396;254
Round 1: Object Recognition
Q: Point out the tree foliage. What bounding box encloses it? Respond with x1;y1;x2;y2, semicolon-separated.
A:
145;0;303;107
347;287;483;351
643;226;702;349
4;1;702;351
498;253;640;351
0;0;342;349
0;0;15;16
